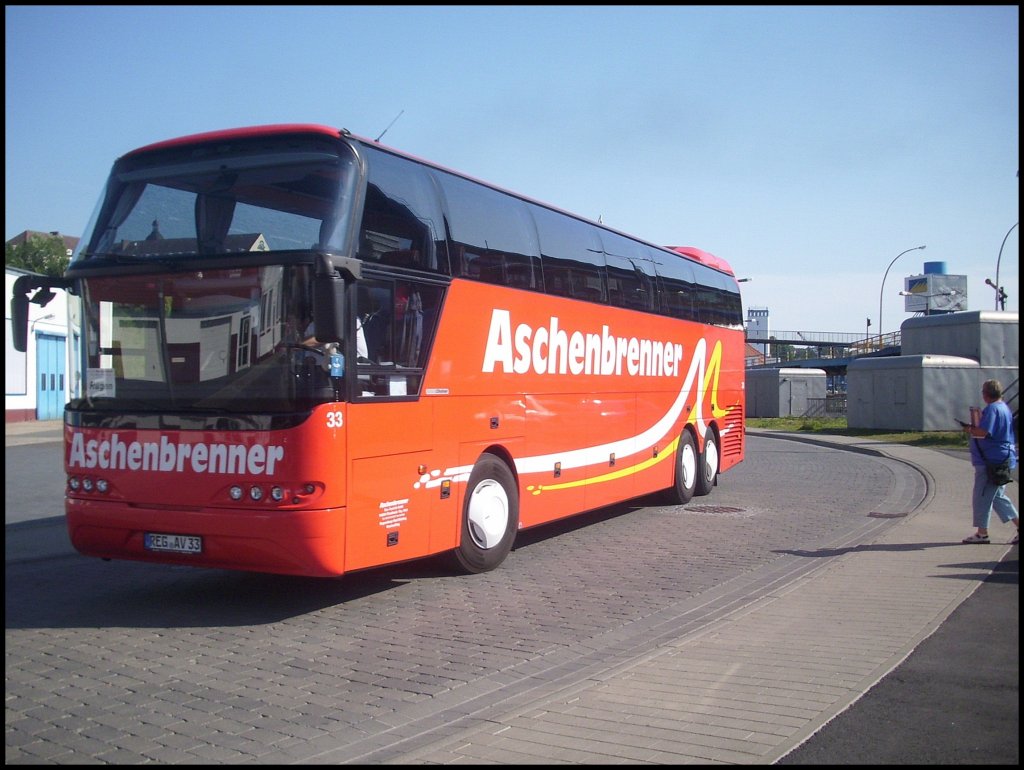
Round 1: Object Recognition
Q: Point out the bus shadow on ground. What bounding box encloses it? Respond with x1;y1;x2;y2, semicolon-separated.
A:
6;500;654;631
4;555;456;631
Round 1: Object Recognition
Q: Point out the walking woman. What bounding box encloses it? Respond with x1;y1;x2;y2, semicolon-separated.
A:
961;379;1019;544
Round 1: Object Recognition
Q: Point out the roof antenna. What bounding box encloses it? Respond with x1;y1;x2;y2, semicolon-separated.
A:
375;110;404;142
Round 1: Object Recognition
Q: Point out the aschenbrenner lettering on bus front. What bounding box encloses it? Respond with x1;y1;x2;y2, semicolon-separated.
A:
482;309;684;377
68;432;285;476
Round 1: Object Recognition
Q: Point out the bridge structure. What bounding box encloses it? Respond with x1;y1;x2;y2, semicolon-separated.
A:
744;329;895;351
744;330;902;374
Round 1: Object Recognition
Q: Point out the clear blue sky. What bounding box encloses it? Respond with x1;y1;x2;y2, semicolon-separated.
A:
5;5;1018;334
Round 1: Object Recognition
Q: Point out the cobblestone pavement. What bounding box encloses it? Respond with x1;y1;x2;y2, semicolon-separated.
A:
6;432;933;763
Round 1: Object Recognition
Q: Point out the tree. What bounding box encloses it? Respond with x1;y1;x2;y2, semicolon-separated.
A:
774;343;796;361
5;233;71;277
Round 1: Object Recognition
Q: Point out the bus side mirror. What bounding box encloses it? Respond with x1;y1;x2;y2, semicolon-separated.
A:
10;274;65;353
313;272;346;344
312;254;361;344
11;286;30;353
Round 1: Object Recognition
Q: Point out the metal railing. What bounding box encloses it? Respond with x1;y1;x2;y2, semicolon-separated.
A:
803;395;848;417
746;330;901;356
744;330;865;346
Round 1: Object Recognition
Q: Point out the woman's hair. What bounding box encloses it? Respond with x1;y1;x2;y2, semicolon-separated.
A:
982;379;1003;400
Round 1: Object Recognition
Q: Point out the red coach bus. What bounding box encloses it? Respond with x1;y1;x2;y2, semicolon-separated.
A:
12;124;745;577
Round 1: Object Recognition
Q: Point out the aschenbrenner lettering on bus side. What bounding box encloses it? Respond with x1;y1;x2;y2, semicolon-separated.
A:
482;309;684;378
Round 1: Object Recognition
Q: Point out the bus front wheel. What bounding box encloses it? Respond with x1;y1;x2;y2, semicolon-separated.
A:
660;430;698;506
696;429;719;497
452;453;519;573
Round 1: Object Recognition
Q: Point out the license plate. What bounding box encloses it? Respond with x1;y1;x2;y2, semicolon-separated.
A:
144;532;202;554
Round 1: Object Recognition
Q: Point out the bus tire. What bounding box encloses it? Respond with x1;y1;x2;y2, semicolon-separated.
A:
660;429;698;505
696;429;719;497
452;453;519;574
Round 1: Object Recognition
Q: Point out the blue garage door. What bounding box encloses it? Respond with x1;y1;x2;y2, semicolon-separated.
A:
36;333;66;421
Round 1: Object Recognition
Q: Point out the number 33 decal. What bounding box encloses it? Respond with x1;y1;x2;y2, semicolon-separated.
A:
326;411;344;428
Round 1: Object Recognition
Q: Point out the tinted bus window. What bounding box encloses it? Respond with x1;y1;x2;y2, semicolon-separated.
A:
358;146;449;273
529;204;606;303
650;248;698;322
434;172;541;290
692;263;743;327
599;231;656;312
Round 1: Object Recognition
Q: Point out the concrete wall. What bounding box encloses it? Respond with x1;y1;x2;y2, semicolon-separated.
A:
845;355;1012;431
746;368;827;418
847;311;1018;431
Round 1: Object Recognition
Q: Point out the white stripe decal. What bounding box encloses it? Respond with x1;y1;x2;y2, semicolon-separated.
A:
415;337;720;492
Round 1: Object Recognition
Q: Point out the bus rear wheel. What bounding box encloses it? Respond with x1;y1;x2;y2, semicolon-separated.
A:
696;429;719;497
660;430;698;505
452;453;519;573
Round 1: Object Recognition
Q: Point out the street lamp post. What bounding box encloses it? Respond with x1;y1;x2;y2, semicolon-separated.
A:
993;221;1017;310
878;245;926;348
29;313;56;334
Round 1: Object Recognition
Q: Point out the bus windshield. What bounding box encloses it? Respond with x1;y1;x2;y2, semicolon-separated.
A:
73;266;338;415
66;132;364;417
72;133;358;263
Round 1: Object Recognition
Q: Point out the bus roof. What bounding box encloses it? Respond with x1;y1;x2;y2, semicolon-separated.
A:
665;246;735;276
120;124;737;279
123;124;347;157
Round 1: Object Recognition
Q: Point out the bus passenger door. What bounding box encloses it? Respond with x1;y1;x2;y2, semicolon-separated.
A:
342;275;449;571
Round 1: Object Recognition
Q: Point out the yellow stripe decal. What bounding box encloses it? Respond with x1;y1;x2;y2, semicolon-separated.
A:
527;435;681;496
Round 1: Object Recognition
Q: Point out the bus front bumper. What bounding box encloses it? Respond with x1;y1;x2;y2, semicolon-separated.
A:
66;498;348;577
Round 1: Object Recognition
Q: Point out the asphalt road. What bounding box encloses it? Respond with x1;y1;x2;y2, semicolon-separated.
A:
779;546;1018;765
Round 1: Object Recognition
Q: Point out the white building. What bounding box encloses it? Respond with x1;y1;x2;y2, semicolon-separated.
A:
746;306;770;357
5;266;79;422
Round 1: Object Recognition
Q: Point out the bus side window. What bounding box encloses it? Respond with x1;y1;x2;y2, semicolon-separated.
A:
530;203;606;304
358;146;449;273
354;279;443;397
357;284;391;363
436;170;541;290
394;282;421;367
600;232;655;313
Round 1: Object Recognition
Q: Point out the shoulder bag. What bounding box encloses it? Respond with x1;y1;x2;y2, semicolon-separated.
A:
974;438;1014;486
